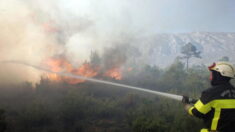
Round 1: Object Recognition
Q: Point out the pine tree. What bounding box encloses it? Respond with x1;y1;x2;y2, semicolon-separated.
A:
180;43;201;70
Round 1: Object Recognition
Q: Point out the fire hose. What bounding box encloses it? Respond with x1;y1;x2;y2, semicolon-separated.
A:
0;60;196;104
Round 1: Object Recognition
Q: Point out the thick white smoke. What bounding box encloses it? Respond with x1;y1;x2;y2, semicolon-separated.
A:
0;0;62;84
0;0;149;84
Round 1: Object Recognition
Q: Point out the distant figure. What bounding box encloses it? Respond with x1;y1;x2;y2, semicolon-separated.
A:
0;109;6;132
183;62;235;132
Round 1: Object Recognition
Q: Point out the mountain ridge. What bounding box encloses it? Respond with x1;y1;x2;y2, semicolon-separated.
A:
135;32;235;67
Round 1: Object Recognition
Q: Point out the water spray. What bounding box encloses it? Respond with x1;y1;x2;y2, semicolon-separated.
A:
0;60;183;101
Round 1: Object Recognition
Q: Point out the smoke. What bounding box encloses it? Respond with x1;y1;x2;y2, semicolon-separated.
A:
0;0;62;84
0;0;148;84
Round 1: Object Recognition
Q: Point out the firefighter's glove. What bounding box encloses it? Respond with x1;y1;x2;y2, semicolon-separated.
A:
182;96;190;104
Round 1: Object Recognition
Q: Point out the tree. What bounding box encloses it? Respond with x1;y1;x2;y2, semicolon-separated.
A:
180;43;201;70
90;51;101;67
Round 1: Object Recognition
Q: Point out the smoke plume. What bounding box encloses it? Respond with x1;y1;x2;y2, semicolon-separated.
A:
0;0;143;85
0;0;61;84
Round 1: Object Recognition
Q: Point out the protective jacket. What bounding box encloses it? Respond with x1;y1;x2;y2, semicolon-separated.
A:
188;81;235;132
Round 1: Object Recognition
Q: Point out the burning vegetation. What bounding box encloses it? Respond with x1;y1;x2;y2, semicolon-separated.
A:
43;52;125;84
40;43;135;84
44;57;98;84
104;67;122;80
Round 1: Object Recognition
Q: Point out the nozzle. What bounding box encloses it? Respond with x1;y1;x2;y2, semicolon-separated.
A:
182;96;197;104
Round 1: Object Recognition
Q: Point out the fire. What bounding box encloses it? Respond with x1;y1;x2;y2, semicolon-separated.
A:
45;58;72;72
43;57;126;84
44;58;98;84
66;63;98;84
104;67;122;80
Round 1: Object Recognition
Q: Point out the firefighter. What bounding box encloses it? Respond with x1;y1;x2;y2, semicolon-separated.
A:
183;62;235;132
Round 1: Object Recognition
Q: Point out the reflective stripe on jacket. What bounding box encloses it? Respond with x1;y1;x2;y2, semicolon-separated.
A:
188;82;235;132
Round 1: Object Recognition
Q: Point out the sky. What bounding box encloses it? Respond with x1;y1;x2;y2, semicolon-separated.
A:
57;0;235;33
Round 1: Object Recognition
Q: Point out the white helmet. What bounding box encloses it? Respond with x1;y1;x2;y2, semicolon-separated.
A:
208;62;235;78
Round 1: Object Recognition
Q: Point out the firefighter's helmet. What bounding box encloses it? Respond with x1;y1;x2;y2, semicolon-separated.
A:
208;62;235;78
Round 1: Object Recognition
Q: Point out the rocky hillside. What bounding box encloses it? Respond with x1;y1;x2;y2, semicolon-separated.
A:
136;32;235;67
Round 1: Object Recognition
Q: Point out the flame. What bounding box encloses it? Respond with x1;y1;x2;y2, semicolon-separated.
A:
43;57;126;84
104;67;122;80
44;58;98;84
44;58;71;82
45;58;72;72
65;63;98;84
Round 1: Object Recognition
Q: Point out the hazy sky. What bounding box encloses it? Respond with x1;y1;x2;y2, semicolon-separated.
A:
57;0;235;33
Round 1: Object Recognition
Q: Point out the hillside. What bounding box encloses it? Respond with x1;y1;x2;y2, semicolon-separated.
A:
135;32;235;67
